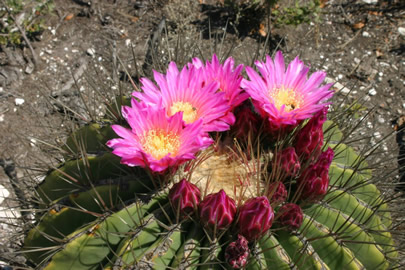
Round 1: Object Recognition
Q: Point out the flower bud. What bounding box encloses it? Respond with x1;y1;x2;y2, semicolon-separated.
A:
169;179;201;217
298;147;334;201
275;147;301;178
199;189;236;231
294;107;328;162
237;196;274;241
267;182;288;205
278;203;304;230
232;104;261;139
225;234;249;269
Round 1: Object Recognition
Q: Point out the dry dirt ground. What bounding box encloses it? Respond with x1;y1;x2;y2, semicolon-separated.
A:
0;0;404;268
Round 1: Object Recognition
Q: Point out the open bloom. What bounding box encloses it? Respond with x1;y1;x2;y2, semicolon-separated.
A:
133;62;233;132
106;99;212;172
191;54;248;110
241;51;333;130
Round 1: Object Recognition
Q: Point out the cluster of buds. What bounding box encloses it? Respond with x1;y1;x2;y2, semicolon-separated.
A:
225;235;249;269
295;107;328;162
267;181;288;205
297;147;335;201
277;203;304;230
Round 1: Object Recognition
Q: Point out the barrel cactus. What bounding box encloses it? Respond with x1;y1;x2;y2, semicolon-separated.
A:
23;52;399;269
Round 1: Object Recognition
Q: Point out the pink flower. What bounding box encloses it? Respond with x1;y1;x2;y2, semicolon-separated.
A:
199;189;236;231
297;147;334;201
294;107;328;162
133;62;233;132
169;179;201;217
106;99;212;172
191;54;248;110
237;196;274;241
225;235;249;269
241;51;333;130
278;203;304;230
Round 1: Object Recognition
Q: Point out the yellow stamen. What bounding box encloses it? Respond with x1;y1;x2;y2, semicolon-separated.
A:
170;101;198;124
269;86;303;112
189;148;262;202
142;129;180;160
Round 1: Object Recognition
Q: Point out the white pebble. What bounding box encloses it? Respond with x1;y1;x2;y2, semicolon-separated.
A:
0;114;4;122
377;116;385;124
367;121;373;128
373;132;382;139
399;27;405;36
86;48;96;57
50;29;56;35
0;184;10;204
14;98;25;106
362;31;370;37
368;88;377;96
362;0;377;3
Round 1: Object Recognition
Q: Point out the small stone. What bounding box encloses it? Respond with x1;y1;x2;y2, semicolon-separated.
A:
25;63;34;74
0;184;10;204
0;114;4;122
362;31;370;37
86;48;96;57
368;88;377;96
398;27;405;36
362;0;377;3
367;121;373;128
50;29;56;35
15;98;25;106
373;132;382;139
377;116;385;124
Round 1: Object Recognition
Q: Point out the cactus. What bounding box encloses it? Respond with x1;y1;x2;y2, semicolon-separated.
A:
23;53;399;270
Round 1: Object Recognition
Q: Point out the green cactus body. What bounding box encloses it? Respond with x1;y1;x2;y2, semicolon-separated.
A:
23;111;398;269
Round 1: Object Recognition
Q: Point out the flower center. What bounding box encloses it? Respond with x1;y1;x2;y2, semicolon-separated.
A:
142;129;180;160
170;101;198;124
189;147;262;202
269;87;303;112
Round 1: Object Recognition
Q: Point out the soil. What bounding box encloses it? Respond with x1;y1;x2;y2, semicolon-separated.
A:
0;0;404;267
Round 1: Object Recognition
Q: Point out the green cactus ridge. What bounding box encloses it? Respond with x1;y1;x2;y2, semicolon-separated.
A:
23;119;399;269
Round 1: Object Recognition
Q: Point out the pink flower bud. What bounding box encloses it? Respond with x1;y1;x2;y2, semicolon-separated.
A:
169;179;201;217
294;107;328;162
237;196;274;241
278;203;304;230
199;189;236;231
225;234;249;269
297;147;334;201
275;147;301;178
267;182;288;205
232;104;261;139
